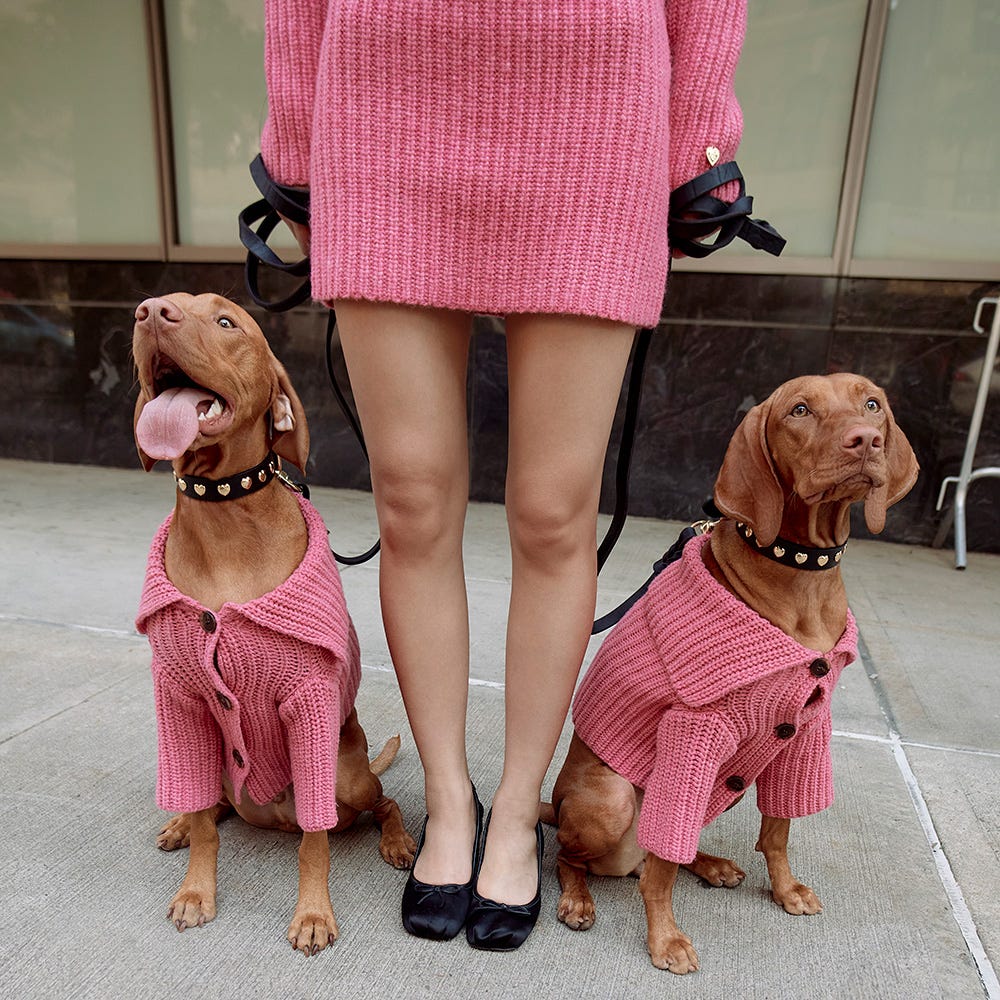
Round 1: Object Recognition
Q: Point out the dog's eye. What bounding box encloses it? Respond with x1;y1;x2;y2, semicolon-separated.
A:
865;398;881;413
217;316;237;329
790;403;810;417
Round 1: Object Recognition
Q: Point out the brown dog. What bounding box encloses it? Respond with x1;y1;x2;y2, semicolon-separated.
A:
132;292;415;955
548;373;919;973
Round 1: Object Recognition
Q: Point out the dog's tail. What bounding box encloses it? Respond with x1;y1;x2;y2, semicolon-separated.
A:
370;734;402;776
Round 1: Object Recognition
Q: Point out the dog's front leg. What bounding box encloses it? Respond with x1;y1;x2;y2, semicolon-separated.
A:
755;815;822;915
639;853;699;974
287;829;339;956
167;807;219;931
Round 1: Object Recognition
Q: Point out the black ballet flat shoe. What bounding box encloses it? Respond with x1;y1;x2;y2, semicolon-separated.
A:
465;817;544;952
401;785;484;941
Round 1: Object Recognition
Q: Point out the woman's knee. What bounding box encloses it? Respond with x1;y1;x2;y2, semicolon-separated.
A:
506;477;597;565
373;461;467;558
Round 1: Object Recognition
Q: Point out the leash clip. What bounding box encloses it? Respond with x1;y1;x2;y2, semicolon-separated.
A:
690;517;719;536
272;457;307;496
276;468;306;495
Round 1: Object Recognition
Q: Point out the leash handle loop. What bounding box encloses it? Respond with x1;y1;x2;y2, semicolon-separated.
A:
668;160;786;258
240;157;313;312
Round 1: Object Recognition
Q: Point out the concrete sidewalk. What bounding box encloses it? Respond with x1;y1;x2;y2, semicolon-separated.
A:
1;457;998;999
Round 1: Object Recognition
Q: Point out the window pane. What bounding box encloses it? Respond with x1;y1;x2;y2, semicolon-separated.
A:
165;1;273;247
730;0;868;258
0;0;160;246
854;0;1000;262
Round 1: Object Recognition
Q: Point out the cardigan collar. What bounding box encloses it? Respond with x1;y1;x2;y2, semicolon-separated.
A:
642;533;857;707
136;494;354;665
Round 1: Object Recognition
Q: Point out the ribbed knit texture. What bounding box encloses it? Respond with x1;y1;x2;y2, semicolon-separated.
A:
572;533;857;863
136;495;361;833
261;1;746;327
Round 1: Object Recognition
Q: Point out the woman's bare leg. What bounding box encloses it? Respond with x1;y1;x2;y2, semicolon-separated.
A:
335;300;477;884
475;312;635;904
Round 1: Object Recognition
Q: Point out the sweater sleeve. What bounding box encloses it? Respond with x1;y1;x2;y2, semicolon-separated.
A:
153;668;224;814
637;708;738;864
260;0;329;186
279;677;340;832
755;712;834;819
665;0;746;201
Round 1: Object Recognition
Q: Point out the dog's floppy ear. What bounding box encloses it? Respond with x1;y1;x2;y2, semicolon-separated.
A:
133;390;157;472
713;397;785;547
269;358;310;474
863;399;919;534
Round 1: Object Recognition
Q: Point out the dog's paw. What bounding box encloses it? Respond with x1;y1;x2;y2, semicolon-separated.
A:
648;931;699;975
772;882;822;915
379;829;417;870
287;907;339;956
686;851;746;888
167;889;216;931
157;814;191;851
557;890;596;931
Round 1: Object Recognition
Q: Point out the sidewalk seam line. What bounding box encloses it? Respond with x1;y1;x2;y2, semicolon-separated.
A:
858;632;1000;1000
833;729;1000;759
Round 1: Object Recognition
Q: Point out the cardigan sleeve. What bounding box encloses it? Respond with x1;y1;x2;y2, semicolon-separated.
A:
664;0;746;201
153;668;224;814
755;712;834;819
279;676;341;832
637;708;738;864
260;0;330;186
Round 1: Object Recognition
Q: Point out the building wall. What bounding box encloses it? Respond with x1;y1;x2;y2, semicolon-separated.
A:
1;1;998;552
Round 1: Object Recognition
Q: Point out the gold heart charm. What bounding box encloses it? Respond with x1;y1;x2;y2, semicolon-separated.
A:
194;483;206;496
258;470;267;482
176;478;187;492
706;145;721;166
835;550;843;562
241;476;252;490
795;552;808;564
217;483;231;497
817;555;829;566
773;546;785;558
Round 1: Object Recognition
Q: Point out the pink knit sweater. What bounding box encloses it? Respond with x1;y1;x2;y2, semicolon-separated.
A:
136;495;360;833
261;1;745;327
572;533;857;863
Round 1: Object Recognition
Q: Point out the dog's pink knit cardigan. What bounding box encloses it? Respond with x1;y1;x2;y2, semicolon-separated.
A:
260;1;746;327
573;533;858;864
137;494;360;832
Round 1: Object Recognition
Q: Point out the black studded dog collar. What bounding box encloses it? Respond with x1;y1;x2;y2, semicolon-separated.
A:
735;521;846;571
174;451;279;502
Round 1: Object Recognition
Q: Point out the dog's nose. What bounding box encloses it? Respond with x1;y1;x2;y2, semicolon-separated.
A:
842;424;883;456
135;297;183;324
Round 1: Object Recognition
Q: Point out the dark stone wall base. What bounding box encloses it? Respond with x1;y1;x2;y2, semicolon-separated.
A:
2;259;997;552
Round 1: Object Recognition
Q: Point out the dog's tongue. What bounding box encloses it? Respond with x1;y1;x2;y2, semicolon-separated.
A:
136;386;213;460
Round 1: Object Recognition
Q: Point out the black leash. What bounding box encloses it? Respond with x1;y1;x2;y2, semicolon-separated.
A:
241;156;376;564
239;156;784;620
592;500;721;635
323;310;380;565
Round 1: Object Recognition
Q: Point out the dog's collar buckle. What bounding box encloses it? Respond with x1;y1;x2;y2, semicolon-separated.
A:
174;451;280;502
735;521;846;571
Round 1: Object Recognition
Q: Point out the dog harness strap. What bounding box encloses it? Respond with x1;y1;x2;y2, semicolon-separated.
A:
174;451;279;503
734;521;846;571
